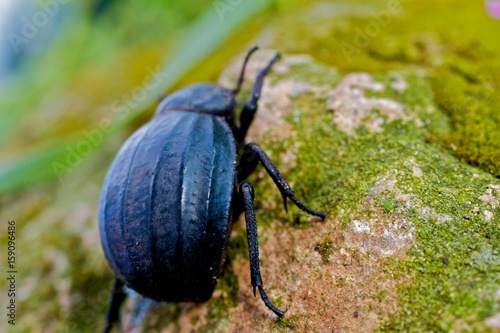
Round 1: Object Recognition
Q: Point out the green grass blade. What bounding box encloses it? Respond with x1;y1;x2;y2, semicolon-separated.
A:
0;0;272;193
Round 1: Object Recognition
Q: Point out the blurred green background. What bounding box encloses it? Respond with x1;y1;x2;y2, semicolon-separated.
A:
0;0;499;193
0;0;499;332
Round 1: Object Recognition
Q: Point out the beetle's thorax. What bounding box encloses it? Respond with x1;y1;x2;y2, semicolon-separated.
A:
155;83;236;117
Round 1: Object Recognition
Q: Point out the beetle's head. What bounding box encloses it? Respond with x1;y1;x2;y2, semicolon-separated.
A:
155;83;236;116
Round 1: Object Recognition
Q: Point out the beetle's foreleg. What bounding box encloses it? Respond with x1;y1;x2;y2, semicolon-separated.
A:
236;143;260;184
103;278;127;333
235;52;281;143
240;142;326;220
240;182;287;317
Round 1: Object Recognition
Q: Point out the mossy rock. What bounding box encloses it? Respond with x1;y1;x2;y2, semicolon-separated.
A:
109;52;499;332
1;1;499;333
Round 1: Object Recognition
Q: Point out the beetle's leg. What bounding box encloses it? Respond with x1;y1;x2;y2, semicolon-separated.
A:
236;143;260;183
240;181;287;317
103;278;127;333
235;52;281;143
240;142;326;219
233;143;262;221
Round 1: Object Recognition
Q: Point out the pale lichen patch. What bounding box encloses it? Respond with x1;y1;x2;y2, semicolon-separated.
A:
479;184;500;222
390;74;409;93
485;289;500;331
326;73;407;135
349;171;416;257
406;157;423;178
480;184;500;209
485;313;500;331
248;78;311;142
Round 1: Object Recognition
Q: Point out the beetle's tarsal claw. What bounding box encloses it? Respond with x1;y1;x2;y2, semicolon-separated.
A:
289;195;326;220
253;286;257;297
257;285;287;317
281;192;288;212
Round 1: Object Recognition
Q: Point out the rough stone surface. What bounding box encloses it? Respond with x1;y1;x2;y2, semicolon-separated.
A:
109;53;500;332
1;1;499;332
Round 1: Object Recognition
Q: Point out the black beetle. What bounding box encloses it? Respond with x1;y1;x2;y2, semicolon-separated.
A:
98;47;326;332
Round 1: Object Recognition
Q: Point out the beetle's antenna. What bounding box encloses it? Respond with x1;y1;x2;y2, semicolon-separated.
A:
247;52;281;108
234;52;281;143
233;46;259;94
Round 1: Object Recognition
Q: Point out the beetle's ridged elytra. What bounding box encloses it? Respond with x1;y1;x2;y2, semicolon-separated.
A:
99;111;235;302
99;47;326;333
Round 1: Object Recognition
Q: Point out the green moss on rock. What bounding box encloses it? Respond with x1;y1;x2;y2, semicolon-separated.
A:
233;53;500;331
269;0;500;178
2;1;499;332
314;239;335;263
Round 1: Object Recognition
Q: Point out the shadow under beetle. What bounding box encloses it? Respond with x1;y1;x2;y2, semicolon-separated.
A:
98;46;326;332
